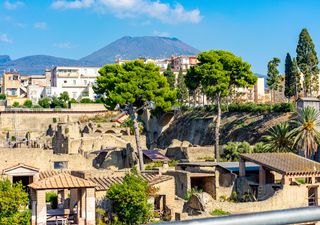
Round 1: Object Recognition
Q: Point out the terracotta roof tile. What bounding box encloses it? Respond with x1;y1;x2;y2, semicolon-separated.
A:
28;173;96;190
240;153;320;175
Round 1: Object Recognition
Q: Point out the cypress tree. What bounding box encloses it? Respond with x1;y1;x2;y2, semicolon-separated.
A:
291;58;301;99
284;53;295;101
177;69;189;103
163;64;175;90
296;28;319;96
267;57;281;103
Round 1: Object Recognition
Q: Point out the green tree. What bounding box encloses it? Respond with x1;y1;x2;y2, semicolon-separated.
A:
94;60;176;171
267;57;281;103
0;180;30;225
292;58;301;99
106;173;152;224
293;106;320;158
296;28;319;96
38;97;51;108
263;122;295;152
23;100;33;108
58;91;70;107
176;68;189;104
50;97;64;108
70;98;78;103
188;50;256;161
222;141;252;161
163;64;175;90
80;98;93;103
0;94;6;100
185;66;201;106
284;53;296;101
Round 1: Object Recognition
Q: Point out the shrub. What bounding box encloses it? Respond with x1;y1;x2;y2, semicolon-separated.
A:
23;100;33;108
106;172;152;224
12;102;20;107
0;180;31;225
210;209;230;216
184;187;203;200
52;118;57;123
80;98;94;103
46;192;58;209
0;94;6;100
222;141;252;161
38;97;51;108
69;98;78;103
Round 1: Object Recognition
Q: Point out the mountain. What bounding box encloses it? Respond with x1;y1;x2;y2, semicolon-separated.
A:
0;36;200;74
80;36;200;66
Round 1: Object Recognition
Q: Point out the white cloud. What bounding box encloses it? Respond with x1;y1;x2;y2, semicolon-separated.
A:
3;0;24;10
34;22;48;30
51;0;202;24
153;30;170;37
0;34;12;43
54;42;76;49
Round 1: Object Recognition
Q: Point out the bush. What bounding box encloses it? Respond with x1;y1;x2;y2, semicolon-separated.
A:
46;192;58;209
210;209;230;216
0;94;6;100
80;98;94;103
0;180;31;225
23;100;33;108
106;172;152;224
52;118;57;123
38;97;51;108
222;141;252;161
12;102;20;107
184;187;203;200
69;98;78;103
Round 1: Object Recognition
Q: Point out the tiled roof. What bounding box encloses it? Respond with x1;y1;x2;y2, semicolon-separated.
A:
3;163;39;173
88;173;173;191
28;173;96;190
240;153;320;175
39;170;71;180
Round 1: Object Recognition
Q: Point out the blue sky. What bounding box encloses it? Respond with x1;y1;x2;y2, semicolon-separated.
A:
1;0;320;74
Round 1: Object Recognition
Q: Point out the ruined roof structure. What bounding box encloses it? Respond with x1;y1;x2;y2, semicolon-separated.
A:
240;153;320;176
88;173;173;191
2;163;40;174
28;173;96;190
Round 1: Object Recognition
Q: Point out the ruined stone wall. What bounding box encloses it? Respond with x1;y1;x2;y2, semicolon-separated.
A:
209;185;310;213
165;171;190;199
0;148;96;171
153;178;176;214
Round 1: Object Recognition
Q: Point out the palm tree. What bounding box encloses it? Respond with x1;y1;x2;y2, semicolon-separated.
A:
263;122;295;152
293;106;320;158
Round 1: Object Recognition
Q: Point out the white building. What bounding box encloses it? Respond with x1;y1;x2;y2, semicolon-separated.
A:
48;66;100;101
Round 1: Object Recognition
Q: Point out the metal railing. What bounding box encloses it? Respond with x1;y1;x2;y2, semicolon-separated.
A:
158;207;320;225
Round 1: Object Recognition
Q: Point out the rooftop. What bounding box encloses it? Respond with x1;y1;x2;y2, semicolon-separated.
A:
240;153;320;176
28;173;96;190
143;150;169;162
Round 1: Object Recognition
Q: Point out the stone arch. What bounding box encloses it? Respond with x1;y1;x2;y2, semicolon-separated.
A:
94;129;102;134
105;130;116;134
120;130;129;135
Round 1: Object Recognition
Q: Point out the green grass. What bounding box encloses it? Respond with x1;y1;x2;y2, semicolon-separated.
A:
210;209;231;216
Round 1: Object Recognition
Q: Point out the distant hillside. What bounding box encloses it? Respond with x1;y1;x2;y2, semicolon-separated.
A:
80;36;200;66
0;36;200;74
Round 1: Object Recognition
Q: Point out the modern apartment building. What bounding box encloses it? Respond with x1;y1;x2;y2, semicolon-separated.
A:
48;66;100;101
1;72;27;98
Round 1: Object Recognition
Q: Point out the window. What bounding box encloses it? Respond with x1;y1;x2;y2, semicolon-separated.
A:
84;80;87;85
53;161;68;169
72;92;77;99
64;80;67;83
73;80;76;85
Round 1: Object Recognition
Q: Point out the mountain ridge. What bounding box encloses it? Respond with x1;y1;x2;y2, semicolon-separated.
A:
0;36;200;74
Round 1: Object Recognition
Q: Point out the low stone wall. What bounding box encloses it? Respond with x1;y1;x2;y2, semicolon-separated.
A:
70;103;106;111
166;146;214;161
209;185;310;214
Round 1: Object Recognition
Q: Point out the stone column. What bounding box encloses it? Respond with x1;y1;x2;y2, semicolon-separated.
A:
282;175;291;185
36;190;47;225
239;159;246;177
30;189;37;225
86;188;96;225
259;166;266;186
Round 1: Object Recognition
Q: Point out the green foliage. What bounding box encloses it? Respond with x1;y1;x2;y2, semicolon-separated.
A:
0;180;31;225
94;60;176;112
209;209;231;216
296;28;319;95
52;117;57;123
12;102;19;107
222;141;252;161
38;97;51;108
45;192;58;209
267;57;281;103
0;94;6;100
145;161;163;170
284;53;296;100
163;64;175;90
168;160;178;167
59;91;70;103
69;98;78;103
293;106;320;158
106;173;152;224
11;136;16;142
292;58;302;94
176;69;189;103
120;118;143;134
263;122;295;152
23;100;33;108
253;142;267;153
184;187;203;201
80;98;94;103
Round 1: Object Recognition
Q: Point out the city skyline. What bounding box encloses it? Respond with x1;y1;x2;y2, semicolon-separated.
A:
1;0;320;74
